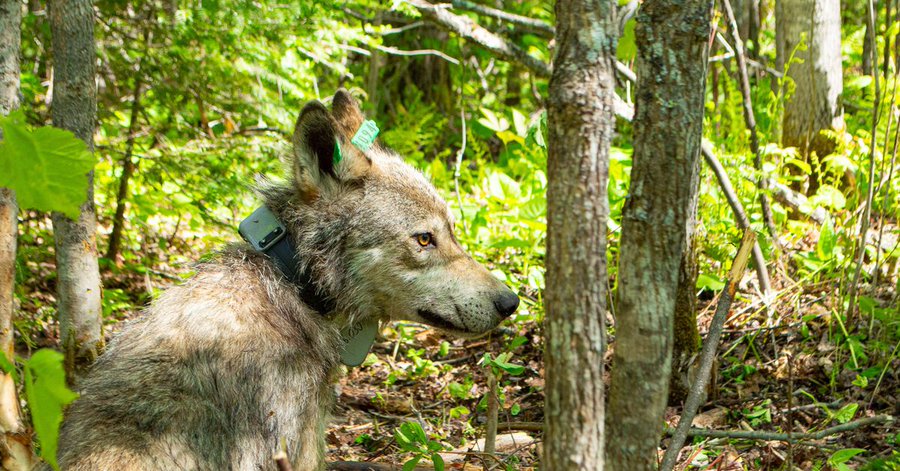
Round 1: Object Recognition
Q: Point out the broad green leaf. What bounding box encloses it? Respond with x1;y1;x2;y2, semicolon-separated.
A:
810;185;846;210
696;273;725;291
431;453;444;471
511;109;527;137
402;456;421;471
617;17;637;61
832;403;858;424
24;349;78;471
816;217;837;260
828;448;865;465
0;112;94;218
845;75;873;91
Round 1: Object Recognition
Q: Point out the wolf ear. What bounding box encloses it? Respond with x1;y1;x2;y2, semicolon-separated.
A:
331;89;365;139
291;94;371;200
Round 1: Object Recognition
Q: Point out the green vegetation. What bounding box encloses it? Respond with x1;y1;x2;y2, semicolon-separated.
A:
4;0;899;468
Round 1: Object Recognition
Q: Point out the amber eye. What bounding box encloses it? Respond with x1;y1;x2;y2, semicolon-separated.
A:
415;232;434;247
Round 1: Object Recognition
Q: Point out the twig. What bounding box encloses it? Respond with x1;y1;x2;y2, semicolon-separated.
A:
454;82;469;232
497;421;544;432
847;0;882;327
404;0;550;77
484;369;499;457
327;461;431;470
701;143;773;296
676;415;894;444
874;82;900;283
274;450;293;471
660;229;756;471
869;338;900;408
721;0;780;254
449;0;554;38
339;44;461;65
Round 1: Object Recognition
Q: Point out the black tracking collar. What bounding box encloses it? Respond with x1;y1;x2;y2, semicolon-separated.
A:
238;206;336;314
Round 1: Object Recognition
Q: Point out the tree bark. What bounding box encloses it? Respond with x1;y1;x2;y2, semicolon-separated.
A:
778;0;843;193
0;1;34;468
605;1;712;469
49;0;104;380
543;0;616;468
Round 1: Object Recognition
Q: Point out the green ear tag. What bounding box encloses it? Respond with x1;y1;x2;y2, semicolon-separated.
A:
351;120;379;152
333;138;343;164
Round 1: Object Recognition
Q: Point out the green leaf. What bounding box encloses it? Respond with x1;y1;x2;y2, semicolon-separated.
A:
431;453;445;471
828;448;865;465
0;111;95;218
696;273;725;291
402;456;421;471
511;403;521;416
845;75;873;91
816;217;837;260
24;349;78;471
832;403;858;424
0;351;16;381
810;185;846;210
617;17;637;61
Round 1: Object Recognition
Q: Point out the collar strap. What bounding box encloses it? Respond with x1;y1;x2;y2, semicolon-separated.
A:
238;205;336;314
238;205;378;366
334;119;379;164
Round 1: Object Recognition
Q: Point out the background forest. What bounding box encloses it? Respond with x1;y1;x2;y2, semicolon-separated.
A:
0;0;899;469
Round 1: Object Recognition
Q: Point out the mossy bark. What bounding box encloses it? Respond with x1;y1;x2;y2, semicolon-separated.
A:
605;1;712;469
49;0;105;381
543;0;616;468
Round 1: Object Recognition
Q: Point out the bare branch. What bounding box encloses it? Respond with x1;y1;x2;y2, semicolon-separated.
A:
339;44;461;65
678;415;895;444
702;143;773;295
722;0;780;256
404;0;551;77
660;229;757;471
847;0;882;325
449;0;554;38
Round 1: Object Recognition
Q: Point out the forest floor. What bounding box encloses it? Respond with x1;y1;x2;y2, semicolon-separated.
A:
14;217;900;470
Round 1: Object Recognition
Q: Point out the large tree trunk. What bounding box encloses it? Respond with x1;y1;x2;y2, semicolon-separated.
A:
49;0;104;379
605;1;712;469
542;0;616;468
778;0;843;193
0;1;34;469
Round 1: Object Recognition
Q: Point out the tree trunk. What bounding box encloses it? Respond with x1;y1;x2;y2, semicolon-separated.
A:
543;0;616;468
106;57;146;262
778;0;843;193
49;0;104;380
0;1;34;468
605;1;712;469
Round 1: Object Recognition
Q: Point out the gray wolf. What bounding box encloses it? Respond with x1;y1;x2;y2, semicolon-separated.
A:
54;90;519;470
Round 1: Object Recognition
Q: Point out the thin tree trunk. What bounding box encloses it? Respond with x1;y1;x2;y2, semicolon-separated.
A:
49;0;104;380
605;1;713;469
0;0;34;468
106;40;148;262
778;0;843;194
543;0;616;468
885;0;893;78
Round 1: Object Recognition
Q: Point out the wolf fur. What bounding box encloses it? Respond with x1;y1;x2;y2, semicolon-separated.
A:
54;90;519;471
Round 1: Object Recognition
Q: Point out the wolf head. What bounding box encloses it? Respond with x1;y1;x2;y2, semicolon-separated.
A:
265;90;518;337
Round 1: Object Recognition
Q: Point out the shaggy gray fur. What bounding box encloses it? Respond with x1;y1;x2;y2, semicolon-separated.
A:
54;90;517;471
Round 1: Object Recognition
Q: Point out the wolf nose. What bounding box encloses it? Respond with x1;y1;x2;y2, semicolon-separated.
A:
494;291;520;318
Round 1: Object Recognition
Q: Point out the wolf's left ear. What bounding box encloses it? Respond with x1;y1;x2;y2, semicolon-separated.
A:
291;94;371;200
332;89;365;139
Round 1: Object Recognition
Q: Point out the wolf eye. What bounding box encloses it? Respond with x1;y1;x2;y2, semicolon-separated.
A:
415;232;434;247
